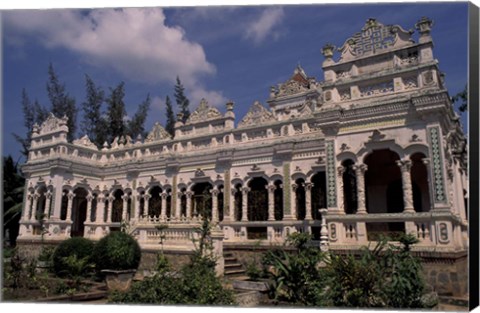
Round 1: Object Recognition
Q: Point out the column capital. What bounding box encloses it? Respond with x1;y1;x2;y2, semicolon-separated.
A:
353;163;368;174
231;189;238;196
121;194;130;201
33;193;40;201
291;183;298;192
304;182;313;191
211;189;220;196
241;187;250;194
186;191;194;197
67;192;75;201
160;192;168;199
337;165;346;176
86;194;94;202
46;191;53;199
267;184;276;192
143;194;151;201
396;159;412;171
108;196;115;202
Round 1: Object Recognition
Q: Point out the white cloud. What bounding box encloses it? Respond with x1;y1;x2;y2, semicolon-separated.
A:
245;7;284;44
4;8;227;106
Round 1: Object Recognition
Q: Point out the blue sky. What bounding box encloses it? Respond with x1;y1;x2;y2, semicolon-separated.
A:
2;2;469;163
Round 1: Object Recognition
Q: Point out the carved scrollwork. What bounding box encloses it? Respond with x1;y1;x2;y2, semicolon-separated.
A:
73;135;98;149
39;113;68;135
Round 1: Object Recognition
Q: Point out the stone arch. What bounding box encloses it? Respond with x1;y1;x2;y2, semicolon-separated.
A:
247;177;268;221
404;144;429;158
245;173;270;186
358;142;405;164
337;151;358;163
35;185;48;220
410;152;431;212
291;172;307;182
71;187;88;237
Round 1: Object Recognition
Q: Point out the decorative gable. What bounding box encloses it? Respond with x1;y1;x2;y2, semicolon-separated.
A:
186;98;223;124
145;122;171;142
73;135;98;150
276;65;311;97
238;101;276;128
38;113;68;135
338;18;414;61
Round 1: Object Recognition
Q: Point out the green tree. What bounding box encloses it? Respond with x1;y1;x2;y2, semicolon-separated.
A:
174;76;190;123
3;155;25;246
105;82;127;144
81;74;107;147
12;89;49;158
128;94;151;139
452;84;467;113
46;63;77;141
165;95;175;137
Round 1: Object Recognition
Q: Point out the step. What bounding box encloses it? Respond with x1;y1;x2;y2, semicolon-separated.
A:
224;263;243;269
224;269;247;276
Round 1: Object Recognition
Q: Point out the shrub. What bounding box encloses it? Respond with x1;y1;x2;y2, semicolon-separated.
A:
92;231;141;271
52;237;95;276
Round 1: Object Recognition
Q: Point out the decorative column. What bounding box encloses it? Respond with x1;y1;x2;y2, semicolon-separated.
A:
135;194;142;220
396;159;415;213
176;192;183;218
422;158;434;211
122;194;130;221
44;191;53;219
291;184;298;219
241;187;249;222
186;191;193;218
160;192;167;219
143;194;151;218
30;194;39;222
267;184;276;221
96;195;105;223
86;194;94;223
211;188;219;223
231;189;238;221
305;182;313;220
353;164;368;214
337;166;346;213
319;208;329;252
66;192;75;222
107;196;114;223
23;193;33;221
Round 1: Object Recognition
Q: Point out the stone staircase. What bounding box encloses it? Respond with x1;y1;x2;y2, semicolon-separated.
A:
223;252;247;278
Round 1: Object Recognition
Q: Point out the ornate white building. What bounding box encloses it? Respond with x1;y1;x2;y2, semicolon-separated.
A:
18;18;468;257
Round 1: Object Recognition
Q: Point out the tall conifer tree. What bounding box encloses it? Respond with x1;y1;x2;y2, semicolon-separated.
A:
46;63;77;141
81;74;107;147
174;76;190;123
128;94;151;140
105;82;127;144
165;95;175;137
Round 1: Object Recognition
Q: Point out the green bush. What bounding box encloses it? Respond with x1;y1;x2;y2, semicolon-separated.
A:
92;231;141;271
52;237;95;276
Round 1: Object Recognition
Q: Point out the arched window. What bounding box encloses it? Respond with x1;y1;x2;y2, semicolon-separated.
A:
149;186;162;217
342;160;357;214
311;173;327;219
248;178;268;221
111;189;124;223
410;153;431;212
274;180;283;221
234;184;243;221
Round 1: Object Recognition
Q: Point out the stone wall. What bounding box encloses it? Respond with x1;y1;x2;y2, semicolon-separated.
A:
137;249;192;272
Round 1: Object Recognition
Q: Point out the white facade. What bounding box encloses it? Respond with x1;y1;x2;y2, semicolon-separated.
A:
18;18;468;254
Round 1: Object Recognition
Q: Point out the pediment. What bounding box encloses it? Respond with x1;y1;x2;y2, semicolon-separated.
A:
39;113;68;134
238;101;276;128
145;122;171;142
186;98;223;124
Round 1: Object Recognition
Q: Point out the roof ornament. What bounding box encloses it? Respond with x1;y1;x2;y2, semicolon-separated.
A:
238;101;276;128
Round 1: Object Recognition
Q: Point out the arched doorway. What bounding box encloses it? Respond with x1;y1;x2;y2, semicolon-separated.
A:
148;186;162;217
410;153;431;212
71;188;88;237
218;185;224;222
180;188;187;217
311;172;327;220
234;184;242;221
341;160;358;214
35;186;48;220
248;177;268;221
295;178;306;220
364;149;405;238
274;180;283;220
192;182;213;219
111;189;124;223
